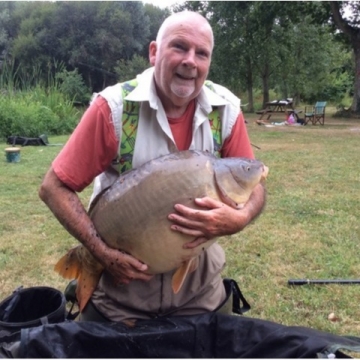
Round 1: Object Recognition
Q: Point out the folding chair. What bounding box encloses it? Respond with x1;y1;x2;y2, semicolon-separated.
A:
304;101;327;125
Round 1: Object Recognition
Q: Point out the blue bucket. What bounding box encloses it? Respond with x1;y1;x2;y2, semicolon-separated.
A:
5;147;21;163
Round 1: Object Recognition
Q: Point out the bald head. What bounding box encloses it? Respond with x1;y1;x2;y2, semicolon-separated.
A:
156;11;214;51
148;10;213;112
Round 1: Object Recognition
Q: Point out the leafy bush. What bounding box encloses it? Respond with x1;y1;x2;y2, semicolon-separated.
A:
0;58;82;139
0;89;81;139
55;68;91;104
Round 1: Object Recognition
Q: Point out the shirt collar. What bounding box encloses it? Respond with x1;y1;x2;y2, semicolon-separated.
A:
125;67;229;113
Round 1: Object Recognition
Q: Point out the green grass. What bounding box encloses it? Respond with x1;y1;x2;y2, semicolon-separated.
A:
1;111;360;336
0;137;92;293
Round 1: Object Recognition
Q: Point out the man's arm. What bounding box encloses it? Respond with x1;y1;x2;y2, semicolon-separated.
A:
39;167;153;284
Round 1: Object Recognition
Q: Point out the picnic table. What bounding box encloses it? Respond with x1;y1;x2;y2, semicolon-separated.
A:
256;99;301;121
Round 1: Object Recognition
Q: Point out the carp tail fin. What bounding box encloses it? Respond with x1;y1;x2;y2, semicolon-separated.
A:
172;257;199;294
54;246;103;312
54;246;82;279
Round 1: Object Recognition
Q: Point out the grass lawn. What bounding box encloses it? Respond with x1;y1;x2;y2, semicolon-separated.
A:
1;109;360;336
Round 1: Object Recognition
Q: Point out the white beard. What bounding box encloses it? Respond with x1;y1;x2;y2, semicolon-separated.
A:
170;80;195;98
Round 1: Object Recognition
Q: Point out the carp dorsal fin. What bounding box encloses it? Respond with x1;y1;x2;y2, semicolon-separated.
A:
171;257;199;294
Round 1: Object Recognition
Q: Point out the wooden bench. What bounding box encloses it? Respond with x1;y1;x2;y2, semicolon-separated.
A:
256;109;274;120
256;110;273;114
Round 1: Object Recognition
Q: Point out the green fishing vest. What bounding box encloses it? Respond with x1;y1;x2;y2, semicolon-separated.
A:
117;79;221;174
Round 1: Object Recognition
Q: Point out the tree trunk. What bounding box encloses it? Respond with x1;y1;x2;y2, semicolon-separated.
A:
352;45;360;113
246;57;254;112
247;84;254;113
293;92;301;107
262;63;270;109
88;73;92;91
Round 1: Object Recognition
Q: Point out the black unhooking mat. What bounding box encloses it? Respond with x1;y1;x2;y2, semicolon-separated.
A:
12;313;360;358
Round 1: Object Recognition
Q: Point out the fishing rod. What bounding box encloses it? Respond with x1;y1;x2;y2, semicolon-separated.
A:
288;279;360;286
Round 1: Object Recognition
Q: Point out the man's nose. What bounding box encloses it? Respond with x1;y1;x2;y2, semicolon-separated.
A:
182;49;196;67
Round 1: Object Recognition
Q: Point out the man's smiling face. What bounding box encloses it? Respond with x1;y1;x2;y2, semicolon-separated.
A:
149;13;213;109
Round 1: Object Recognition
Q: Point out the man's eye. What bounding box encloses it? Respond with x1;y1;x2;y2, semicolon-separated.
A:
174;43;185;50
198;51;209;58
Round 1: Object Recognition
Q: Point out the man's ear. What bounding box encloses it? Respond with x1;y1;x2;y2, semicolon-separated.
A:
149;41;157;66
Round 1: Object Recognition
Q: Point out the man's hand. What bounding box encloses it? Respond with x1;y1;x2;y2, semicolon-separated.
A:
168;183;266;249
96;244;153;285
168;197;247;248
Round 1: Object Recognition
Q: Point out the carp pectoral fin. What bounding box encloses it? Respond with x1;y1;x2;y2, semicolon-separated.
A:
76;272;102;312
188;256;199;274
214;170;248;209
54;246;103;312
172;258;198;294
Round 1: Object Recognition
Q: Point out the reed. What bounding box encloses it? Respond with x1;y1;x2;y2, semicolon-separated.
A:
0;60;80;138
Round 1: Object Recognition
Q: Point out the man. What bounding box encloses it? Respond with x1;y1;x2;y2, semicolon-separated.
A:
39;11;266;322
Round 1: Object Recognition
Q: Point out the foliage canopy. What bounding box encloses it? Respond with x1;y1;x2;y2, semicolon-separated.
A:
0;0;358;133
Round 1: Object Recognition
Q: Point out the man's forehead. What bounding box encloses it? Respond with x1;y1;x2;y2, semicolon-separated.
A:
162;21;213;47
155;11;214;50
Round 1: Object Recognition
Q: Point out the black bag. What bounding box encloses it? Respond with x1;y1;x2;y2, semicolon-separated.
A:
297;118;305;125
6;134;48;146
0;286;66;338
14;312;360;358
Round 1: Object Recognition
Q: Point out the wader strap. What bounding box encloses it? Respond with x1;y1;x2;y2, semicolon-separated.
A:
64;280;79;321
215;278;251;315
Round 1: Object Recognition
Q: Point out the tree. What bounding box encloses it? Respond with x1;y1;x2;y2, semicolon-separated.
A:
114;54;150;82
8;2;153;92
328;1;360;114
0;4;11;61
178;1;352;110
273;16;342;105
179;2;313;109
175;1;260;110
11;2;59;71
142;4;170;58
208;2;258;110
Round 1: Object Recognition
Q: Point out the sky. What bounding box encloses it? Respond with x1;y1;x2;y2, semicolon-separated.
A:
142;0;185;9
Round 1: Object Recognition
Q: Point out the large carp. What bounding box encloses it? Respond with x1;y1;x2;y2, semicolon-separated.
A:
55;150;268;311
